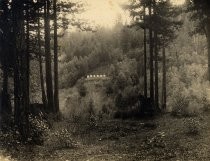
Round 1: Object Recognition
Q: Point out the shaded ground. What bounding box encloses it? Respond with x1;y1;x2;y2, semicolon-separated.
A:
1;112;210;161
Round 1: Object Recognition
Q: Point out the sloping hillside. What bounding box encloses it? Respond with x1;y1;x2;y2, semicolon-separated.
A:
59;71;114;118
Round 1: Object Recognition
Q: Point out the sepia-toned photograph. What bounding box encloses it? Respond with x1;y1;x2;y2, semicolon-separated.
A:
0;0;210;160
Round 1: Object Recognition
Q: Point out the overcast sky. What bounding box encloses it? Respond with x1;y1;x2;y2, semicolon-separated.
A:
76;0;185;28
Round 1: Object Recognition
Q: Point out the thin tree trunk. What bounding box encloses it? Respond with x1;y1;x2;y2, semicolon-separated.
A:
162;44;166;110
24;6;30;133
1;66;11;115
143;5;147;98
2;67;8;104
13;55;21;124
0;1;11;116
44;0;54;113
12;2;21;126
206;20;210;81
154;31;159;110
37;8;47;109
53;0;59;113
154;0;159;110
149;4;154;104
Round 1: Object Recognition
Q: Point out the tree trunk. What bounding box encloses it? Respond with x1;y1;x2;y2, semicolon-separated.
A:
143;5;147;98
0;1;11;116
44;0;54;113
12;1;29;140
13;2;29;140
154;31;159;110
13;53;21;124
53;0;59;113
1;66;11;115
153;0;159;110
12;2;21;126
206;20;210;81
37;8;47;109
162;44;166;110
22;7;30;135
149;4;154;104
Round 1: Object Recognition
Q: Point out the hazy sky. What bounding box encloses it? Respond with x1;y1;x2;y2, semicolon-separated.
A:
78;0;185;28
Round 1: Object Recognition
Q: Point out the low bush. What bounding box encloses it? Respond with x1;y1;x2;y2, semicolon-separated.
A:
185;118;202;135
44;128;77;150
169;77;209;117
28;115;49;145
171;91;190;117
0;126;21;146
0;114;49;146
77;80;87;97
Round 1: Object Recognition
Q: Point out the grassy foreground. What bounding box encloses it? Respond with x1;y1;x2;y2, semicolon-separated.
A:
1;111;210;161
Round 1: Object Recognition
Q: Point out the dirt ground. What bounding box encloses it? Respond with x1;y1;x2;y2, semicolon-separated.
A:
1;112;210;161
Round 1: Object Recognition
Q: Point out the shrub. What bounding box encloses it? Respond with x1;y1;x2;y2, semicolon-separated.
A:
87;99;96;127
185;118;202;135
28;115;49;145
77;81;87;97
0;115;49;146
115;92;125;109
171;90;190;117
0;126;21;146
87;99;95;116
170;83;209;117
168;63;210;116
168;70;209;116
44;128;77;150
105;81;114;96
102;104;109;115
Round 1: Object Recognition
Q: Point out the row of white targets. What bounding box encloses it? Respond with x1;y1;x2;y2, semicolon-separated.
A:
87;75;106;78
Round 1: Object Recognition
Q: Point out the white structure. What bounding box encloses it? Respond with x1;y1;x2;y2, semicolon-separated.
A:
86;74;107;79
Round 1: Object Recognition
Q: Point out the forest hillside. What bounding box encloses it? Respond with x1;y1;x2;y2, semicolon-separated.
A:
57;13;209;119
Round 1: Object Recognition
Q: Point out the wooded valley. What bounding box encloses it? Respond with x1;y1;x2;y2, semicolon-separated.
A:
1;0;210;160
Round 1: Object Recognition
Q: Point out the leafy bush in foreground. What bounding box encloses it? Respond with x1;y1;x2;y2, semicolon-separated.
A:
44;128;78;150
185;117;202;135
28;115;49;145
